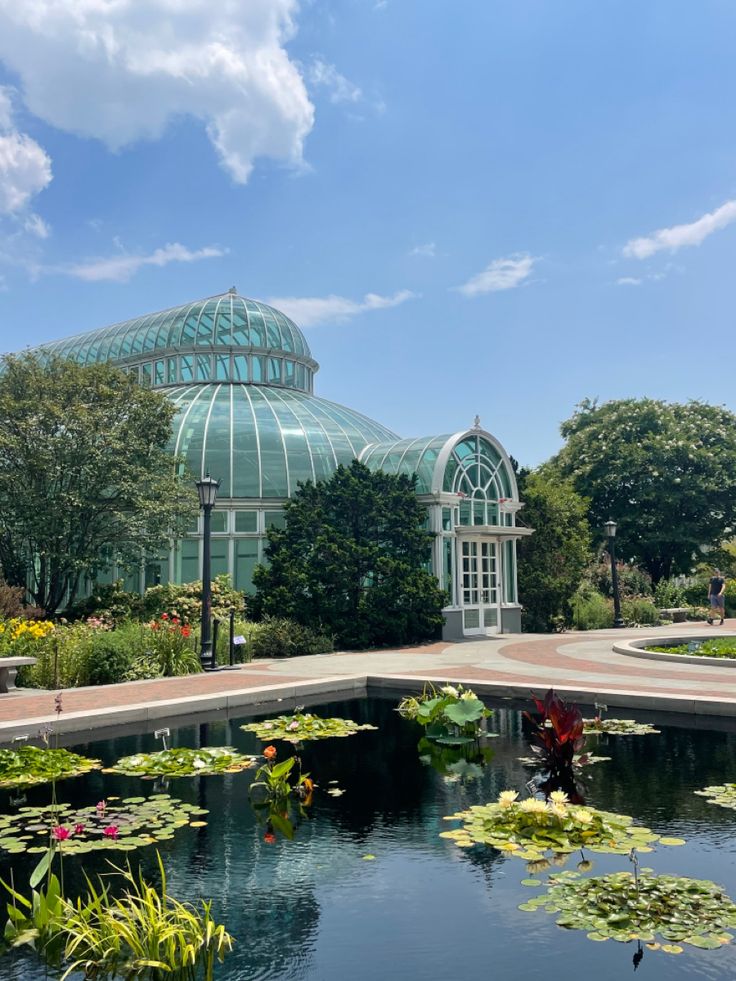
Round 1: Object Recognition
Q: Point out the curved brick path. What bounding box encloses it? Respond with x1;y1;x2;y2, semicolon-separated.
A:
3;625;736;740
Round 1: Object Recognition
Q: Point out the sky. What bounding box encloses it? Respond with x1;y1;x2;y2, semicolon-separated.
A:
0;0;735;466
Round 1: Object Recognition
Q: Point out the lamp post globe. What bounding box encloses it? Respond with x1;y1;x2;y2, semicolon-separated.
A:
604;519;625;628
195;473;221;668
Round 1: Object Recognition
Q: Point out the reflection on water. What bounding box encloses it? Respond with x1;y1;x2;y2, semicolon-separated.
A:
2;698;736;979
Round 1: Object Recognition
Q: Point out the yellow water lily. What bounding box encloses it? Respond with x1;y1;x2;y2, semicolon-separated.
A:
519;798;548;814
549;790;569;805
497;790;519;807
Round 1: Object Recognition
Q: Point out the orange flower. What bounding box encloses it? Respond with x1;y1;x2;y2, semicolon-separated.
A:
263;832;276;845
263;745;277;760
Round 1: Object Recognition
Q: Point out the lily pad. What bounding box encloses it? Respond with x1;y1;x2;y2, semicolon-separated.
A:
241;714;377;743
518;870;736;955
0;746;101;789
582;719;660;736
695;784;736;812
109;746;259;778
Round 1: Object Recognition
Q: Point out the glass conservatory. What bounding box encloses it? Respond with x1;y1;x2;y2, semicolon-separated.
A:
27;289;529;637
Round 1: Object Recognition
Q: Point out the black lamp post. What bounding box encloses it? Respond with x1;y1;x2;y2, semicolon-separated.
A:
604;519;625;628
196;473;220;668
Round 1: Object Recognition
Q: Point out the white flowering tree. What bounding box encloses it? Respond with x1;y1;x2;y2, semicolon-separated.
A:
546;398;736;582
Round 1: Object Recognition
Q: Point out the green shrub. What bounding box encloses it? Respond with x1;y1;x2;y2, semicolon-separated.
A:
587;561;652;599
571;586;614;630
17;624;95;689
86;634;134;685
126;619;201;679
247;617;334;659
142;575;245;624
65;581;145;624
653;579;686;609
682;577;709;608
621;597;661;626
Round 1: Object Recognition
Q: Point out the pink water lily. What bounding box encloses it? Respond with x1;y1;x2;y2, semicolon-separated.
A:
74;823;85;835
96;800;106;813
102;825;119;839
51;826;71;841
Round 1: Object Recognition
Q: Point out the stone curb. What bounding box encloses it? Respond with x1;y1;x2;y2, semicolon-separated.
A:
613;634;736;668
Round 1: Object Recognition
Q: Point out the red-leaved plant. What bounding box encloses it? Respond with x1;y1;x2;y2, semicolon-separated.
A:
524;689;586;773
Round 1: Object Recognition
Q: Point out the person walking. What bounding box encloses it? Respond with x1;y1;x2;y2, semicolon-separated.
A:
707;569;726;625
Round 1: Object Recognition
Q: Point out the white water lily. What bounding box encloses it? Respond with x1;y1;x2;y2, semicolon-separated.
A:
498;790;519;807
520;798;548;814
440;685;459;697
549;790;569;805
574;808;594;825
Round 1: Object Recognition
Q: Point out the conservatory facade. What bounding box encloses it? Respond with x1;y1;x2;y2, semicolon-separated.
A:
28;289;529;637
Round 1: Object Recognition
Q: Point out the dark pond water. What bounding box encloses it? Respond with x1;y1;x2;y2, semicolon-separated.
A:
3;696;736;980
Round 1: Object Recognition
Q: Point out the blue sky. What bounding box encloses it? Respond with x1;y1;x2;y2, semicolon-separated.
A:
0;0;735;466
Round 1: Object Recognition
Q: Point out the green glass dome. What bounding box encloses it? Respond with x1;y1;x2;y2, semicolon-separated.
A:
168;383;398;499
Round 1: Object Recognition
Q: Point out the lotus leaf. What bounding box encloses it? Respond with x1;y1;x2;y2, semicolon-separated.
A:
0;795;207;855
440;790;684;863
108;746;259;778
398;683;492;744
519;870;736;954
241;713;377;743
583;719;660;736
694;784;736;811
0;746;101;789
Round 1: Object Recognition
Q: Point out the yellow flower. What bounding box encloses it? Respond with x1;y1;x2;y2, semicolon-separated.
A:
520;798;548;814
549;790;569;805
498;790;519;808
549;803;568;820
574;808;594;825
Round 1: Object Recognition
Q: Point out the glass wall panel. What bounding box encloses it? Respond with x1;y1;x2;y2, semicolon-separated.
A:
264;510;286;529
232;388;261;497
176;391;211;477
196;355;212;382
167;357;178;384
216;355;230;381
442;507;453;531
235;539;259;593
233;355;248;382
251;356;265;383
267;357;281;384
266;393;313;487
141;363;152;387
180;355;194;383
246;306;266;348
235;511;258;533
284;360;296;387
210;538;229;578
154;360;165;385
283;396;336;482
231;304;247;346
202;389;231;495
249;389;288;496
295;364;306;389
210;510;228;533
178;539;199;583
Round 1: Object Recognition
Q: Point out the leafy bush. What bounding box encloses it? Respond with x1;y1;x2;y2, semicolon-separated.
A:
621;597;661;626
247;617;333;659
126;619;201;679
64;581;145;625
0;579;44;620
85;635;134;686
587;561;652;599
570;586;614;630
654;578;687;609
17;624;95;689
142;574;245;624
682;577;709;608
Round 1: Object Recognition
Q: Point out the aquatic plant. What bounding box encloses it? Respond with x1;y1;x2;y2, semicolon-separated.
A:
694;784;736;810
248;747;314;841
3;853;233;979
440;790;685;862
518;869;736;953
108;746;259;778
582;718;660;736
524;689;585;773
0;745;101;789
241;713;377;743
0;794;208;856
398;683;492;744
417;736;494;782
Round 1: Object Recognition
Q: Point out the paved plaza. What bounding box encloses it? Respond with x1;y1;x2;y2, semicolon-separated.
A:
2;620;736;742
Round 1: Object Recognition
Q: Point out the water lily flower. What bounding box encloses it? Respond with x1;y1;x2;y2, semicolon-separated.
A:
288;721;300;731
574;808;594;825
96;800;107;814
519;798;548;814
549;803;568;820
497;790;519;807
440;685;459;697
103;825;119;839
549;790;569;805
74;824;85;835
263;746;277;760
263;832;276;845
51;826;71;841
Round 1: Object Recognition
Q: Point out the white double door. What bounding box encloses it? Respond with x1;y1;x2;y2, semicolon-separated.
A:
460;539;500;635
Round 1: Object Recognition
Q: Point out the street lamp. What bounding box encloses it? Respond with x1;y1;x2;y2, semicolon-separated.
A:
604;520;625;628
196;473;220;668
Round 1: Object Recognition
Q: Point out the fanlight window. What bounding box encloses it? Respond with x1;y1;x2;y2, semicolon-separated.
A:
443;435;514;526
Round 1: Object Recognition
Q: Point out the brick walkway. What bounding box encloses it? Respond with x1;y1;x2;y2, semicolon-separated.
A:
3;626;736;740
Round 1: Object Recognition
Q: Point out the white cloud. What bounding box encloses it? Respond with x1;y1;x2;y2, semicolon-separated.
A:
307;59;362;105
616;276;642;286
623;199;736;259
23;212;50;238
409;241;436;257
268;289;417;327
455;253;535;297
56;242;226;283
0;85;52;216
0;1;314;184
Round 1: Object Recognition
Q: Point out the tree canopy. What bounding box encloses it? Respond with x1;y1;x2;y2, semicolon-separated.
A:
548;398;736;582
516;469;591;631
0;355;196;612
252;460;447;649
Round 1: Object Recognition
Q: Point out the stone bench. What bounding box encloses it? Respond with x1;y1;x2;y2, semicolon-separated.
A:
659;607;690;624
0;657;37;694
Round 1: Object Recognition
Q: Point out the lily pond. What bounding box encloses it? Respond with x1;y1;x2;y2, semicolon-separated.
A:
4;694;736;980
